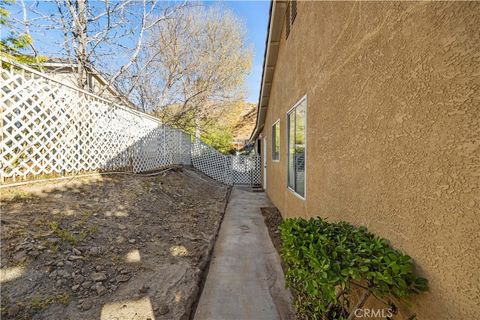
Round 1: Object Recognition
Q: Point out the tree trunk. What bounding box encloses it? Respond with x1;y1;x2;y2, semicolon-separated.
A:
75;0;88;90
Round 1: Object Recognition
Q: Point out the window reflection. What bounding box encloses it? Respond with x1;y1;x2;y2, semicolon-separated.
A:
287;98;306;197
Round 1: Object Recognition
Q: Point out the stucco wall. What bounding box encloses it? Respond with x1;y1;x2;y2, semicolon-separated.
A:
45;70;124;104
261;2;479;319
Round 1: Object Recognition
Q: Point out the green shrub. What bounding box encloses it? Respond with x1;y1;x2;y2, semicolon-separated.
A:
279;217;428;320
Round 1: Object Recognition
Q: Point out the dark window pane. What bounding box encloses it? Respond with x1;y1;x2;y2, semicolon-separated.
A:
275;122;280;159
272;122;280;160
271;124;276;159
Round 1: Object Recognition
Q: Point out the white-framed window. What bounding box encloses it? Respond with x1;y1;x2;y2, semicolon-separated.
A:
287;96;306;198
272;120;280;161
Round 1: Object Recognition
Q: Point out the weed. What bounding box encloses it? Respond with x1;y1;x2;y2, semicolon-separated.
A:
48;221;78;246
77;210;93;226
30;293;70;310
30;297;48;310
59;230;78;246
50;243;59;253
79;231;88;240
41;238;59;253
87;224;98;234
56;293;70;305
48;221;60;231
47;218;98;247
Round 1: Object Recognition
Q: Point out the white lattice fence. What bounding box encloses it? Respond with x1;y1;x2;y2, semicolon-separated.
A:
1;58;190;182
191;140;233;185
1;58;259;185
191;140;260;186
232;155;261;185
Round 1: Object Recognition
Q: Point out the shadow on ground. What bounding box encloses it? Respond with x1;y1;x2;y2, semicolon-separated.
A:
0;167;228;320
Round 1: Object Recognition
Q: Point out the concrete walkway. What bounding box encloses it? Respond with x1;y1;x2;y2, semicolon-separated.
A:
194;187;294;320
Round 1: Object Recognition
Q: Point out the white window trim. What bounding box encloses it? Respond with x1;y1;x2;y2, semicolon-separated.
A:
286;95;307;200
271;119;280;162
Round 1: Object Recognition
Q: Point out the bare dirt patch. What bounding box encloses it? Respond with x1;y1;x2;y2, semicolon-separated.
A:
0;167;229;320
260;207;284;258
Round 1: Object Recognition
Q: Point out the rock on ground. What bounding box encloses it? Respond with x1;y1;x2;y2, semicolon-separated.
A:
0;167;228;320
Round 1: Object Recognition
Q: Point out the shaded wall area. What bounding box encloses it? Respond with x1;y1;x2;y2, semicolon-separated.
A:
262;2;479;319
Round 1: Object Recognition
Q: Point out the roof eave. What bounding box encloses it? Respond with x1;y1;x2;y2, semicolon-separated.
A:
249;0;286;144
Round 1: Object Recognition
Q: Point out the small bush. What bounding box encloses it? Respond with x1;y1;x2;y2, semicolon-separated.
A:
279;217;428;320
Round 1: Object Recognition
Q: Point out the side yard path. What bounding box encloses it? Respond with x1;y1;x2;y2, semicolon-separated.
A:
194;187;294;320
0;167;228;320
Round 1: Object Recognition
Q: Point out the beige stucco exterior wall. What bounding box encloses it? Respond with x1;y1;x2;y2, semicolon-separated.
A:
260;2;479;319
45;70;125;104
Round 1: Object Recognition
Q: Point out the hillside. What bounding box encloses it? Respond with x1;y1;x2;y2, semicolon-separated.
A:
154;101;257;152
231;103;257;147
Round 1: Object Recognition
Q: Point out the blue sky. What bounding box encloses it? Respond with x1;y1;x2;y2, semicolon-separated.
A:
5;1;270;103
221;1;270;102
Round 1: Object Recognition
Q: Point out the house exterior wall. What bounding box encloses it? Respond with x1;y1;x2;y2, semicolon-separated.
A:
44;69;124;104
44;70;82;89
260;2;479;319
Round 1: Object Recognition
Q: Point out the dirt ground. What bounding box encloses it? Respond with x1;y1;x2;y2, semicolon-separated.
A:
0;167;229;320
260;207;284;259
